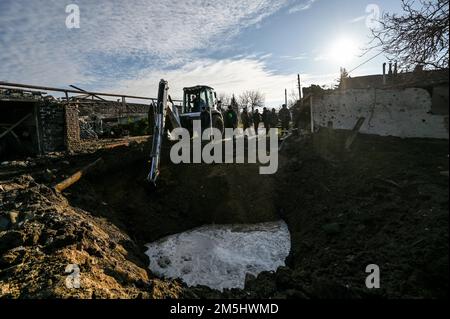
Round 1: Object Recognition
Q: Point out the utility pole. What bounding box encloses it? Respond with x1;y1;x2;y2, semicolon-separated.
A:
284;89;287;107
297;74;302;100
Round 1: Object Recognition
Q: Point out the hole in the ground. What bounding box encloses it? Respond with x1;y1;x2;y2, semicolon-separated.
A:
65;145;289;291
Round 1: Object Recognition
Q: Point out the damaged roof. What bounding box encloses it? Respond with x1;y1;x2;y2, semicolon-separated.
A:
342;69;449;89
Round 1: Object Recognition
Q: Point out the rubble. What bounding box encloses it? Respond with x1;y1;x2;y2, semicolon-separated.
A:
0;172;181;298
1;83;152;161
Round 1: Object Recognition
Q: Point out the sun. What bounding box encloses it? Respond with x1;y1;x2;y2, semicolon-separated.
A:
329;37;359;65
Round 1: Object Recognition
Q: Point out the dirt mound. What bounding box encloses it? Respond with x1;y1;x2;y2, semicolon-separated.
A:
274;131;449;298
0;174;182;298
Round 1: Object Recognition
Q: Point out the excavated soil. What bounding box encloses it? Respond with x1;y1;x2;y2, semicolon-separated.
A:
274;131;449;299
0;131;448;299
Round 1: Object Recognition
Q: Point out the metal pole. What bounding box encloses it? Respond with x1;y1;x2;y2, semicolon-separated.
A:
310;95;314;133
70;84;107;101
0;113;32;140
0;81;158;101
34;104;42;155
284;89;287;106
297;74;302;100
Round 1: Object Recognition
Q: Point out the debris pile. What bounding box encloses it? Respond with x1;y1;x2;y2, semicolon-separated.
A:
0;174;182;298
79;118;98;140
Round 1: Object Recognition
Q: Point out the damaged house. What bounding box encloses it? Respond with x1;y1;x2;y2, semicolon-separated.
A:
0;88;79;160
309;66;449;140
0;82;156;161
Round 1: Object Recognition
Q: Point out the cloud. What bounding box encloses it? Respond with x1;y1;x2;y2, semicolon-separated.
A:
288;0;317;14
107;57;297;105
0;0;337;106
348;15;366;24
0;0;291;86
106;57;338;106
281;53;308;60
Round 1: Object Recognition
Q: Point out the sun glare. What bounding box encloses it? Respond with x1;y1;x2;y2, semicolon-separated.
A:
329;37;359;65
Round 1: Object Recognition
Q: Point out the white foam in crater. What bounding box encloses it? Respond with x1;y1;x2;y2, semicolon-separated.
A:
145;220;291;291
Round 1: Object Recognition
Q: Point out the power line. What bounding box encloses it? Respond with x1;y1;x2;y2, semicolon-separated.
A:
348;49;387;74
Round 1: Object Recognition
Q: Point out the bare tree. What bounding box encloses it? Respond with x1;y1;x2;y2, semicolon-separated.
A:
239;90;265;112
230;94;240;116
369;0;449;70
287;89;300;108
217;93;231;107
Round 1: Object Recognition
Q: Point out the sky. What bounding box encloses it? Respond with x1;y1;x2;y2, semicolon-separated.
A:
0;0;405;106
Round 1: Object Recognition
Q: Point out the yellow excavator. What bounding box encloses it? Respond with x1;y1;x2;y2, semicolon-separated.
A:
147;79;224;184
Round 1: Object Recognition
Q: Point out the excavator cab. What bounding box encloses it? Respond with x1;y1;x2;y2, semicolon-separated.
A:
183;86;215;113
180;86;224;135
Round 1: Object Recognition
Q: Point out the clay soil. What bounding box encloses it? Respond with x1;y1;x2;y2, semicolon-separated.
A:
0;131;448;299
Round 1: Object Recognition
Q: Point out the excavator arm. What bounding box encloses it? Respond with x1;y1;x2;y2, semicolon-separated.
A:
147;79;181;185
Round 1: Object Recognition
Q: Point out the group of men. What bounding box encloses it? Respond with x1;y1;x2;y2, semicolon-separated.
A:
223;104;291;135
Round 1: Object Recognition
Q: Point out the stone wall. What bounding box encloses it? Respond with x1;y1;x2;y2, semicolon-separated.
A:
312;87;449;139
64;104;80;151
38;102;80;153
38;101;65;152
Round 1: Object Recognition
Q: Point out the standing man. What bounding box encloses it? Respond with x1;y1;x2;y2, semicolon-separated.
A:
252;109;261;135
241;107;251;133
262;107;271;134
279;104;291;136
224;105;238;130
270;108;278;130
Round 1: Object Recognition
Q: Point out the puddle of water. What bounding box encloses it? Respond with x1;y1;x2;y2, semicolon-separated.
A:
145;220;290;291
